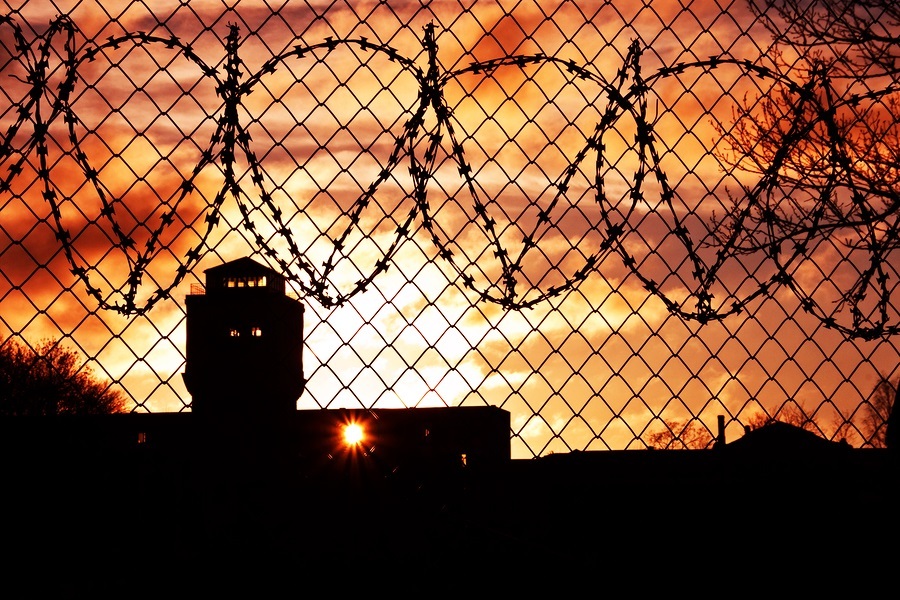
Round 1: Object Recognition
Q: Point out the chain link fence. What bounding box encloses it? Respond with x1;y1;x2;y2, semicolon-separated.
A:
1;0;898;457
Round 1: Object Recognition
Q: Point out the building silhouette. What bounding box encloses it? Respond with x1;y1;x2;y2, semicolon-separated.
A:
175;256;511;475
0;256;893;589
182;257;305;417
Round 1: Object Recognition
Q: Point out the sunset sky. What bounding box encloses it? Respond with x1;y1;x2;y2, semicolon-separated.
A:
1;0;898;457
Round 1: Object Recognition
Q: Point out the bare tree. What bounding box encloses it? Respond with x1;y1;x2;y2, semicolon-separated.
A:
0;338;127;416
645;419;714;450
830;414;859;446
749;0;900;78
708;1;900;336
858;375;896;447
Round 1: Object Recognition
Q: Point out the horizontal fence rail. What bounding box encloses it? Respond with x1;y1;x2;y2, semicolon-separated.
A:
1;0;898;456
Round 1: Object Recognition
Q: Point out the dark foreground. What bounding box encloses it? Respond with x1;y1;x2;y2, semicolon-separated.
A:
1;411;896;594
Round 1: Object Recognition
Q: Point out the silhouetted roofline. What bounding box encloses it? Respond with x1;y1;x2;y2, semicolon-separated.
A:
726;420;847;453
201;256;287;294
204;256;276;276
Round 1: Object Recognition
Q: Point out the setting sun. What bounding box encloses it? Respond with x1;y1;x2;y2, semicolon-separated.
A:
0;0;897;459
343;422;365;446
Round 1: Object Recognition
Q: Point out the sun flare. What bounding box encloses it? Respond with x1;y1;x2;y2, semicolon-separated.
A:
342;422;365;446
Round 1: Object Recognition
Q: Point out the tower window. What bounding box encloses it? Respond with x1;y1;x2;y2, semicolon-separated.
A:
223;275;267;288
229;328;240;337
251;327;262;337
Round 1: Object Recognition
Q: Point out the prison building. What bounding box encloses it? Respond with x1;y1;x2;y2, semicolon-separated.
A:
182;256;306;418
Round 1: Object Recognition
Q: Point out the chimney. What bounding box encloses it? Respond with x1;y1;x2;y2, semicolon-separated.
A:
715;414;726;447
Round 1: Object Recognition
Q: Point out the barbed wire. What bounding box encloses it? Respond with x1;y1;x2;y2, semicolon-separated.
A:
2;15;899;339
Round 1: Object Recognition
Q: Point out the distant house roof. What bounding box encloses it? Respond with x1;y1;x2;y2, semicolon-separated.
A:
726;421;847;454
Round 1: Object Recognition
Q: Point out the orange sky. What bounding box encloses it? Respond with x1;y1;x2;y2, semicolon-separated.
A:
1;0;899;456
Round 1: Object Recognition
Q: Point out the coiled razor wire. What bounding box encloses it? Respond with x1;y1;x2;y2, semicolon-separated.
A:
2;15;899;340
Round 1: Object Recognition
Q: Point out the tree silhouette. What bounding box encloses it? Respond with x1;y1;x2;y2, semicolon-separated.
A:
887;387;899;448
645;419;714;449
0;338;127;416
714;44;899;251
749;0;900;78
707;1;900;336
859;375;896;447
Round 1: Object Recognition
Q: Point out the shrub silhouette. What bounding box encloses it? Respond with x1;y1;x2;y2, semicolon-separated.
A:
0;338;127;416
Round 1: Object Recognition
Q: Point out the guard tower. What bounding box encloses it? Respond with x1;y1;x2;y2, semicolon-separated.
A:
182;257;305;418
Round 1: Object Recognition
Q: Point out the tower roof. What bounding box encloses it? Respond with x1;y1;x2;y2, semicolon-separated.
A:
203;256;286;294
205;256;276;278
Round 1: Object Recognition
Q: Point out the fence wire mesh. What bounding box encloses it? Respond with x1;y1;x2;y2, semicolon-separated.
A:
1;0;899;457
